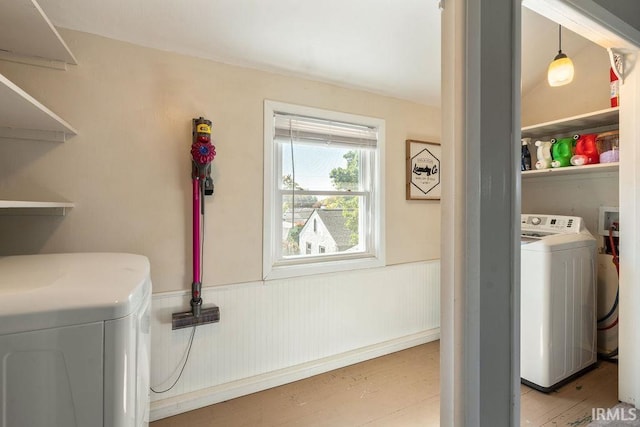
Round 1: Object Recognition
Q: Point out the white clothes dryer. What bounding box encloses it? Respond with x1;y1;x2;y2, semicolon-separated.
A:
0;253;151;427
521;214;597;392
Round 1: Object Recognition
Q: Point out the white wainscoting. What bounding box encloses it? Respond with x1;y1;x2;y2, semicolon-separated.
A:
149;260;440;421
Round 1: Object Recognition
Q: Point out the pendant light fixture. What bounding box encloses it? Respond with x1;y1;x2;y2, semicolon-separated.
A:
547;25;574;87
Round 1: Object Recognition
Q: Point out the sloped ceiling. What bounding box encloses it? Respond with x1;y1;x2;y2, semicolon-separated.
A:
37;0;597;106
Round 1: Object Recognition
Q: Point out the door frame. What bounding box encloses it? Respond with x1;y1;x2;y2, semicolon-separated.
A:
440;0;640;424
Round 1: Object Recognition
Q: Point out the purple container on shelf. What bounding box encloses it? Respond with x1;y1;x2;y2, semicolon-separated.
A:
596;131;620;163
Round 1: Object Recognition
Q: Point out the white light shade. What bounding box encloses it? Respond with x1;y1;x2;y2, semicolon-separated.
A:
547;55;574;87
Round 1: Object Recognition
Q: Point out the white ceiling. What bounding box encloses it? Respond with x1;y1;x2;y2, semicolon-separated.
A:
37;0;597;107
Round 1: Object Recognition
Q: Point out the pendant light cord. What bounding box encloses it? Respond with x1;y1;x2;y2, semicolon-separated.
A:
558;25;563;54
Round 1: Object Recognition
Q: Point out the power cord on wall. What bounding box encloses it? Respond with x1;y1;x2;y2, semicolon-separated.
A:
150;326;196;393
150;195;207;394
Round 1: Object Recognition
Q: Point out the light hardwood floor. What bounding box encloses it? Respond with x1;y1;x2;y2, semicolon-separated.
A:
151;341;618;426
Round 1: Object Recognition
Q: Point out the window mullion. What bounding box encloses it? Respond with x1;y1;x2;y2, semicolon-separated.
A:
276;189;369;197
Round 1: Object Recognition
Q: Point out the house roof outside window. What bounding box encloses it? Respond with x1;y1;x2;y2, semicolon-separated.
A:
302;209;354;252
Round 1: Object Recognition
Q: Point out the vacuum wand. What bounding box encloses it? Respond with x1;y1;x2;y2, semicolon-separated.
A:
172;117;220;330
191;177;203;317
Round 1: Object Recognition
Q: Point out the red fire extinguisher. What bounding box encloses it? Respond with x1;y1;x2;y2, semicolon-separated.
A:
610;67;620;108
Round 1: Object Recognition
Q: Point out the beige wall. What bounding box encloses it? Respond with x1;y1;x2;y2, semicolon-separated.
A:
0;30;441;293
522;43;610;126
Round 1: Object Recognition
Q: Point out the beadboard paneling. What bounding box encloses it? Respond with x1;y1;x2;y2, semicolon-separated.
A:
149;260;440;420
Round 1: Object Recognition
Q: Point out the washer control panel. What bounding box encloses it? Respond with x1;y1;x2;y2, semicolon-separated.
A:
521;214;582;235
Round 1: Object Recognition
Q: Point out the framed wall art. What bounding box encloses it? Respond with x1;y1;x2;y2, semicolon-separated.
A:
406;140;441;200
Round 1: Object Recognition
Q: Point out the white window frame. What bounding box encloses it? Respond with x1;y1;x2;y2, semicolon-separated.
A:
263;100;385;280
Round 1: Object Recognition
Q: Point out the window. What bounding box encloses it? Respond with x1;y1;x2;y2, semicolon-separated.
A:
263;100;385;279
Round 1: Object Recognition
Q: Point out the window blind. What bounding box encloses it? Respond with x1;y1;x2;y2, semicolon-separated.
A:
274;112;378;149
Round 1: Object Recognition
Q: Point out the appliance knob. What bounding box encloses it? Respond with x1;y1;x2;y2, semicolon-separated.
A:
531;217;541;225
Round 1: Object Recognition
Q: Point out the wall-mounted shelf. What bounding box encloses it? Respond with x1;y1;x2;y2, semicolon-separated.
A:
522;162;619;179
0;0;77;69
0;73;77;142
522;108;620;180
0;0;77;218
522;107;619;140
0;200;74;216
0;0;77;143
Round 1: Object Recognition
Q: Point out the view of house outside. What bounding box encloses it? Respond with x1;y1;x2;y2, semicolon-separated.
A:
281;147;360;256
298;208;358;255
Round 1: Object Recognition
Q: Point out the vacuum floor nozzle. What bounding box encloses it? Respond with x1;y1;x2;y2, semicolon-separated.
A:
172;306;220;330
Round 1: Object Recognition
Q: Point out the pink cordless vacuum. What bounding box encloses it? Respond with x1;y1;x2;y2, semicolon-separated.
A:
172;117;220;329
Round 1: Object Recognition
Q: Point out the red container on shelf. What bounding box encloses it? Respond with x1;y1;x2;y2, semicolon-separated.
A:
571;134;599;166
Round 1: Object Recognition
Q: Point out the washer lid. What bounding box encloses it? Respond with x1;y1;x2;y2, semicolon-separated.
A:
520;233;596;251
0;253;151;335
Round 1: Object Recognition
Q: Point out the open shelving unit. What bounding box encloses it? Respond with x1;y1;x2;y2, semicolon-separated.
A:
522;162;618;179
522;107;619;180
0;0;77;68
0;0;78;215
522;107;619;140
0;73;77;142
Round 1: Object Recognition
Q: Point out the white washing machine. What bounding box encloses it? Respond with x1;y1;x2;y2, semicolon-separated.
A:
0;253;151;427
521;214;597;392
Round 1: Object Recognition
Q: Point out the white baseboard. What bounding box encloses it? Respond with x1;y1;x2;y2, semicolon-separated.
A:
150;328;440;421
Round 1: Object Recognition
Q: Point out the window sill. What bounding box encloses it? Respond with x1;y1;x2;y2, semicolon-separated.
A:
263;255;385;281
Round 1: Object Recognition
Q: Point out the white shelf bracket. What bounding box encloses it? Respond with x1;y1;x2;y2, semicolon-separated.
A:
608;48;624;83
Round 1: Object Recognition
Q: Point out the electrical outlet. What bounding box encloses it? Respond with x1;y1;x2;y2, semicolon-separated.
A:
598;206;619;237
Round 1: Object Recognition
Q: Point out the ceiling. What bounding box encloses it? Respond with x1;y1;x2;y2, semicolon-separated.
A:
37;0;597;107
